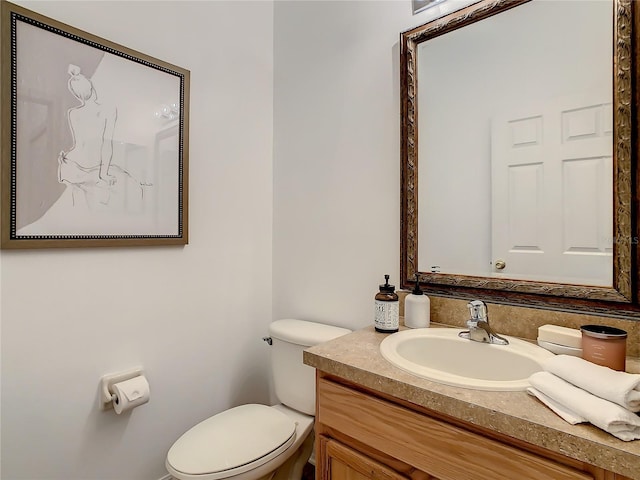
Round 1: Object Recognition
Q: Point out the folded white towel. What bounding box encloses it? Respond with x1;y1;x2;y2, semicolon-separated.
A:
528;371;640;441
543;354;640;412
527;385;586;425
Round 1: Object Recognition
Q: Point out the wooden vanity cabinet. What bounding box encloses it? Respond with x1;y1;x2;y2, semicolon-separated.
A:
315;373;633;480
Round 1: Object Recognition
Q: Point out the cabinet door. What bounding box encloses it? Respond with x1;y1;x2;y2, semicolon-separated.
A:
318;378;596;480
319;436;435;480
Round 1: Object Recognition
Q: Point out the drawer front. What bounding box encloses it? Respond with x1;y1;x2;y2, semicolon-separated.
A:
317;378;593;480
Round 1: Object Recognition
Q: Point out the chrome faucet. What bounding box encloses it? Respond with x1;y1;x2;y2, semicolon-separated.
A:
458;300;509;345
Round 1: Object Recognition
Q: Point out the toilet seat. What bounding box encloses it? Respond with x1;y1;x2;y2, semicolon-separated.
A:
166;404;297;480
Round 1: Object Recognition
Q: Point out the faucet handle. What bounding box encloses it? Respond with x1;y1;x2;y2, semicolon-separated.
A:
467;300;488;322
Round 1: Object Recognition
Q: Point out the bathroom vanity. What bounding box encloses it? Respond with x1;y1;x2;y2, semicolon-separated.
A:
304;327;640;480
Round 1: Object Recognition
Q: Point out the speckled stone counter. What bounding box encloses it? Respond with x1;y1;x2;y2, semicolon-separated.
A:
303;326;640;480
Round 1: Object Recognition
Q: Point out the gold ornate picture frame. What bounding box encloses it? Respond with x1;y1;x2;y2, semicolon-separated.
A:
400;0;640;318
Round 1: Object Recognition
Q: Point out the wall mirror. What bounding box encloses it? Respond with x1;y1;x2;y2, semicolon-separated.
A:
400;0;639;317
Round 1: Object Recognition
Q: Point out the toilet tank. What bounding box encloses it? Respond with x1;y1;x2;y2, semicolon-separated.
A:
269;319;351;416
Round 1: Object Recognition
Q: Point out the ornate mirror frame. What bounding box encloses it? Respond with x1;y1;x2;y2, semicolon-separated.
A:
400;0;640;317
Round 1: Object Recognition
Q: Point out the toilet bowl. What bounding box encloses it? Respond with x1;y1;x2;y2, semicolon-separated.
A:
166;404;314;480
165;319;351;480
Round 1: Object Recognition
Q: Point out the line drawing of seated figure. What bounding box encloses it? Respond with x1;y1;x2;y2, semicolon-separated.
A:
58;64;145;212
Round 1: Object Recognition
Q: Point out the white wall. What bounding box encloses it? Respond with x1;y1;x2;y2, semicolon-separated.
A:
273;1;433;329
1;2;274;479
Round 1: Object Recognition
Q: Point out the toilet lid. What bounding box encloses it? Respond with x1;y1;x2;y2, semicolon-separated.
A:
167;404;296;478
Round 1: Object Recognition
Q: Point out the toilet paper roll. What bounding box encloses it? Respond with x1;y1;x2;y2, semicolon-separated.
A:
112;375;150;414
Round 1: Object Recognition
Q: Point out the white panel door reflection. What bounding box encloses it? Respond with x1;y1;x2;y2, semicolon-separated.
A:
491;93;613;286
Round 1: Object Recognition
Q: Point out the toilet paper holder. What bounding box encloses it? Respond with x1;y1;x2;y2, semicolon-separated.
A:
100;367;145;411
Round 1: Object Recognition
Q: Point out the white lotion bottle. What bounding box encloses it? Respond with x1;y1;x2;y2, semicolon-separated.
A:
404;274;430;328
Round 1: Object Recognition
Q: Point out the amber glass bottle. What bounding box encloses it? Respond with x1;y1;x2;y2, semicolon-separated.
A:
374;274;399;333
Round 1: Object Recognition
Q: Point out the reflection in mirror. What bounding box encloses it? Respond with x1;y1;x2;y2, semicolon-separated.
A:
400;0;638;316
418;0;612;287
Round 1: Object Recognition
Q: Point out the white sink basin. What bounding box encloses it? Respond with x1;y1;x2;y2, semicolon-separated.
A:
379;328;554;391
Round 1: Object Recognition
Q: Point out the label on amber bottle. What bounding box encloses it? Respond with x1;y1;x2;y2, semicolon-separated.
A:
374;300;399;332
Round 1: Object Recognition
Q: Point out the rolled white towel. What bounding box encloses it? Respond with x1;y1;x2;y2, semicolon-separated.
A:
528;371;640;441
543;354;640;412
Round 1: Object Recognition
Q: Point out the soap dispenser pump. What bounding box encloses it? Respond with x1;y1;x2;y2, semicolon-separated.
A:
404;274;430;328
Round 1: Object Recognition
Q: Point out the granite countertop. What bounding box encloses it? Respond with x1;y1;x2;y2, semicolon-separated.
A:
303;325;640;480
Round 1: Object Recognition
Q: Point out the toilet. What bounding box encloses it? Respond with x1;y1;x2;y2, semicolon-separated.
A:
166;319;351;480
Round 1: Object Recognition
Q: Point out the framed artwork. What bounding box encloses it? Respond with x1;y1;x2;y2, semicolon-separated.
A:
0;0;190;248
